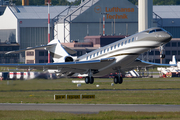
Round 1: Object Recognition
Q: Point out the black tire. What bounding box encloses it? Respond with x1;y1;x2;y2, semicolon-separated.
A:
85;76;89;84
119;77;123;84
114;76;118;84
90;77;94;84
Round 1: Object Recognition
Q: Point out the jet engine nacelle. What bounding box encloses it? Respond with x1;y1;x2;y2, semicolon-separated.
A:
58;56;74;62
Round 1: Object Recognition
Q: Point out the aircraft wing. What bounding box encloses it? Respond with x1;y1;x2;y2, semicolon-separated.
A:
0;58;115;75
122;57;177;72
135;58;177;67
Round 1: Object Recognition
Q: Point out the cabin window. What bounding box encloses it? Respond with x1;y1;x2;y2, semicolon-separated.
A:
104;49;106;53
128;39;131;43
118;43;120;47
125;41;127;45
121;42;123;46
86;56;88;60
93;53;95;57
97;52;99;56
132;38;134;42
100;50;102;54
114;45;116;49
111;46;113;50
90;55;92;59
107;48;109;52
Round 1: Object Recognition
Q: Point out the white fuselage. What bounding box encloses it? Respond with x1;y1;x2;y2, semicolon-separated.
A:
77;28;172;77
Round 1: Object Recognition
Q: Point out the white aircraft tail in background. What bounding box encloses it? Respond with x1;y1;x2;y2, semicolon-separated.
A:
169;55;177;65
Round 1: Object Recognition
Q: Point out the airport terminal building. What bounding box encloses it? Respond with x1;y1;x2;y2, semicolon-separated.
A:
0;0;180;63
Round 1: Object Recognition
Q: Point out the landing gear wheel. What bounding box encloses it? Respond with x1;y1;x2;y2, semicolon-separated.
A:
85;76;89;84
119;77;123;84
90;77;94;84
114;76;118;84
85;76;94;84
114;76;123;84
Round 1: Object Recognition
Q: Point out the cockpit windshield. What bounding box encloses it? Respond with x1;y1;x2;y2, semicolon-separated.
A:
149;28;164;33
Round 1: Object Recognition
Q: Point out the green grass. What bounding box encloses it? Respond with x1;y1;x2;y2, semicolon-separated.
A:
0;78;180;104
0;111;180;120
0;78;180;119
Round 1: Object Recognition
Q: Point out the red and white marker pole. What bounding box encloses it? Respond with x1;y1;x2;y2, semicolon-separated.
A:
48;0;50;63
101;13;107;36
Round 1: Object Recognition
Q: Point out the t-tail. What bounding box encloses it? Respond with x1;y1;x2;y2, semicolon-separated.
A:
46;39;75;63
5;39;77;63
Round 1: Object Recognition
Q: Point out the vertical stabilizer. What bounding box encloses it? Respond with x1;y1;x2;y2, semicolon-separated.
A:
46;39;69;62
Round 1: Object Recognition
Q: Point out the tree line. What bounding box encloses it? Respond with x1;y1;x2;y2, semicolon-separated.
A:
11;0;180;6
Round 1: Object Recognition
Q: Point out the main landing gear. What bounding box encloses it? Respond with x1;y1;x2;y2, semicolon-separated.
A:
85;76;94;84
85;69;94;84
113;75;123;84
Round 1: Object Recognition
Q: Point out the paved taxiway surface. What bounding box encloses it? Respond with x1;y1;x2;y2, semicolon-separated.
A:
1;103;180;114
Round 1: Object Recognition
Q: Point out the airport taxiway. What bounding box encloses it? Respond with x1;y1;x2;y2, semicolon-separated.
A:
1;103;180;114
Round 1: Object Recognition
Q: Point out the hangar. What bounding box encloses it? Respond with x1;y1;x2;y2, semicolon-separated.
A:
0;0;180;63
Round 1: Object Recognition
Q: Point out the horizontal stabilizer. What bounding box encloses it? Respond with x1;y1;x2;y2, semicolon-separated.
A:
5;43;77;55
5;44;57;54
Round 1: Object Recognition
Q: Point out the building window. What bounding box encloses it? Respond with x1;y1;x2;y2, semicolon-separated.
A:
77;51;82;56
12;46;19;50
0;47;4;51
45;51;48;56
178;42;180;47
178;51;180;55
172;51;177;55
26;51;34;56
155;51;160;55
165;51;171;55
172;42;177;47
39;60;44;63
149;51;154;55
27;60;34;63
165;42;171;47
165;59;171;64
39;51;44;56
155;59;160;63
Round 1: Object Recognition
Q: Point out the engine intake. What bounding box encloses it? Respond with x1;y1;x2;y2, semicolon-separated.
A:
65;56;74;62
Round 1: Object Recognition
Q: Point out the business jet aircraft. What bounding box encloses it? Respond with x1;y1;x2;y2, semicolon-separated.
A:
3;27;176;84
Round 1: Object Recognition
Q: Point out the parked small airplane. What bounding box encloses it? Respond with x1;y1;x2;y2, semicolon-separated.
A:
2;27;177;84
